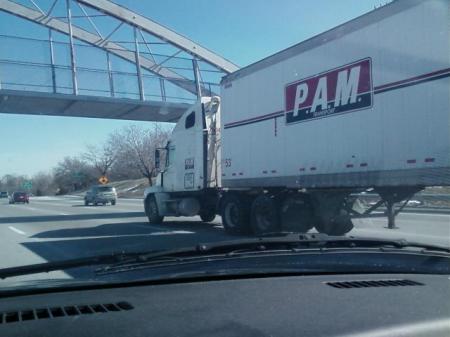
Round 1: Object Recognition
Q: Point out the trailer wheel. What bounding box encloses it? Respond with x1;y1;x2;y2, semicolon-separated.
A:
145;195;164;224
315;212;353;236
199;209;216;223
251;194;280;235
280;195;314;233
221;194;251;235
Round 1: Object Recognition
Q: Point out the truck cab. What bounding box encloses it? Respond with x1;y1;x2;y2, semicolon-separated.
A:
144;96;221;223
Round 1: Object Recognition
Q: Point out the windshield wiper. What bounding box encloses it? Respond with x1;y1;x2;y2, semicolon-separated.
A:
0;233;448;280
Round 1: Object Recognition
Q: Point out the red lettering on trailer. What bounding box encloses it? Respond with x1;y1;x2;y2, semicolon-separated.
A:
285;58;372;124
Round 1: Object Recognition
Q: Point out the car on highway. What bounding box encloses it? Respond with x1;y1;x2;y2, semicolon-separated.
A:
0;191;8;198
8;191;29;204
84;185;117;206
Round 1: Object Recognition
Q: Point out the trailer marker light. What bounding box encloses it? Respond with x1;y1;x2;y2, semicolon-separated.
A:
232;173;236;176
262;170;268;174
299;168;305;172
239;172;243;176
310;167;317;171
360;163;368;167
406;159;416;164
346;164;354;168
424;158;435;163
271;170;277;174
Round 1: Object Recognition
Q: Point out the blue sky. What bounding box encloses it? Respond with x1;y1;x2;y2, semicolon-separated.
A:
0;0;383;176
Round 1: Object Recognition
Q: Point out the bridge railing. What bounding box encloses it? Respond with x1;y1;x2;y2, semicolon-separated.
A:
0;34;221;104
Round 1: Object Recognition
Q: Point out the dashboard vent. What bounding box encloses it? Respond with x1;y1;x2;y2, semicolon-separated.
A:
0;301;133;324
326;279;423;289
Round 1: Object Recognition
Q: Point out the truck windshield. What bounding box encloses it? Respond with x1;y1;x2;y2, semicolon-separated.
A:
0;0;448;290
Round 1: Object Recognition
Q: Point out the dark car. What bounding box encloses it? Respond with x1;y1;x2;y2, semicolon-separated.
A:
0;191;8;198
9;191;29;204
84;185;117;206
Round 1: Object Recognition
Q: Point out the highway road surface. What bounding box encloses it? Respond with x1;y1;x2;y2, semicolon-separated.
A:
0;196;449;282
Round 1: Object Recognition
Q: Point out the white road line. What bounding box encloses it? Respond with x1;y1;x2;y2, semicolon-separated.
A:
8;226;26;235
400;212;450;218
31;230;196;241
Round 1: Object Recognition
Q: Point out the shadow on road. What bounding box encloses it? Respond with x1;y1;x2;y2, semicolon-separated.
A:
21;221;229;279
0;212;145;224
32;220;222;239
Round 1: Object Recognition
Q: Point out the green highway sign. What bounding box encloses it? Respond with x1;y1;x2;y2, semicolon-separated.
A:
22;180;33;190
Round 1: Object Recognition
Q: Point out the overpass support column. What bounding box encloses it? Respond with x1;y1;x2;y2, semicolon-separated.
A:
134;27;145;101
192;58;202;99
48;29;57;94
66;0;78;95
106;52;115;97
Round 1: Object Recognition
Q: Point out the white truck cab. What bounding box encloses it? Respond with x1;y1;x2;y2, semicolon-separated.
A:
144;96;221;223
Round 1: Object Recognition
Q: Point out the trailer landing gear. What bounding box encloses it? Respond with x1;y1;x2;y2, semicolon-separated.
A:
376;187;423;230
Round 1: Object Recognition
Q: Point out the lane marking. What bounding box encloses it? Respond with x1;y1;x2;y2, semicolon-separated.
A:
8;226;26;235
32;230;195;241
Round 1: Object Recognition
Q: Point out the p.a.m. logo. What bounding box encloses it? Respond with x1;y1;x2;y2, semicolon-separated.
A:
285;58;372;124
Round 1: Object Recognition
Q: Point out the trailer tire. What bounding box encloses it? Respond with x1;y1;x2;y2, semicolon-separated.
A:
251;194;280;235
315;212;353;236
221;194;251;235
199;209;216;223
145;195;164;224
280;195;314;233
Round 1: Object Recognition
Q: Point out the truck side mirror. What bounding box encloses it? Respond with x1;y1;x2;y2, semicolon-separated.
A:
155;149;160;170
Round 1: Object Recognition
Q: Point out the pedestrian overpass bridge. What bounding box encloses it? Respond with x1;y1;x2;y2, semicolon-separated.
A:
0;0;238;122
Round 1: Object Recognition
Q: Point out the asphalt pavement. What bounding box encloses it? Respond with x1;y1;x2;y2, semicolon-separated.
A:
0;196;448;282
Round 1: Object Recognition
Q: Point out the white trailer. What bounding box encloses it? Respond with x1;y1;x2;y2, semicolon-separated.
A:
144;0;450;235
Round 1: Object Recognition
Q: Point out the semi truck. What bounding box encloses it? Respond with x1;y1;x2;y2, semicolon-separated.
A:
144;0;450;235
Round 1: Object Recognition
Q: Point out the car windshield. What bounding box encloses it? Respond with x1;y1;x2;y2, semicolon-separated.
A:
0;0;448;289
97;187;114;192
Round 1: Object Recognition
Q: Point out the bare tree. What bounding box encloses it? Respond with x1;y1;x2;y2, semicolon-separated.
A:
82;142;117;177
53;156;96;194
0;174;28;193
32;171;55;196
110;124;171;185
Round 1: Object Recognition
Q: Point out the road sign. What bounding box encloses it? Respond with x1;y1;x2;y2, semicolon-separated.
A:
98;176;109;185
22;180;32;190
72;171;84;180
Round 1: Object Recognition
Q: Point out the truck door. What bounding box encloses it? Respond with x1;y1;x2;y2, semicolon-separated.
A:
161;141;176;191
159;102;205;192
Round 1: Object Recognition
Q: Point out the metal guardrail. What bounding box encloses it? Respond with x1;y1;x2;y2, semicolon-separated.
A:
0;34;221;104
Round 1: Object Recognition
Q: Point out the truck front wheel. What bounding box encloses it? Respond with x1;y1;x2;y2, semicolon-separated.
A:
145;195;164;224
220;194;251;235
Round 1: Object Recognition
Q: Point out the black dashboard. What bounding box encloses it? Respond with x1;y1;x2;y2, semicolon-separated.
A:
1;273;449;337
